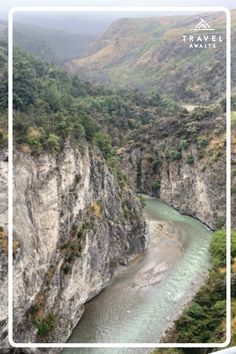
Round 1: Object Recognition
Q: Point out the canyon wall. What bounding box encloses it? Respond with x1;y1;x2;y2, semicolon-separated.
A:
0;142;146;349
119;114;226;230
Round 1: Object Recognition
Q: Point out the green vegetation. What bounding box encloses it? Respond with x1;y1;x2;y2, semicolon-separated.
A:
95;132;113;159
210;229;236;268
165;147;181;162
179;139;189;150
1;43;222;201
0;128;7;147
2;43;187;192
107;156;127;189
186;155;194;165
190;105;219;121
34;312;57;339
173;271;226;344
213;150;222;162
232;95;236;111
0;43;8;112
221;95;236;113
9;48;97;151
137;194;146;208
152;229;236;353
151;159;161;173
68;14;233;104
150;180;161;193
232;111;236;127
122;201;134;220
60;221;96;275
0;15;230;347
197;136;209;149
149;94;180;116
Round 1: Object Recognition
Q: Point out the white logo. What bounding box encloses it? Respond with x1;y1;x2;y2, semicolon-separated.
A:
191;18;214;32
181;18;222;49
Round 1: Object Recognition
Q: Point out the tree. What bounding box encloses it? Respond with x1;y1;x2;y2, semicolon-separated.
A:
95;132;113;159
79;114;98;142
13;48;38;110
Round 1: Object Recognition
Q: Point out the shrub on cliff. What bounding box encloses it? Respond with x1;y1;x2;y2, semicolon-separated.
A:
95;132;113;159
34;312;57;339
165;147;181;162
151;180;161;192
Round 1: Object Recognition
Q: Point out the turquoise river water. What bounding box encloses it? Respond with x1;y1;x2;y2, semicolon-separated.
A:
63;196;212;354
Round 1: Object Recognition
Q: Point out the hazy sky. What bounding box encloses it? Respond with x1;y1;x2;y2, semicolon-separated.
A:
0;0;235;34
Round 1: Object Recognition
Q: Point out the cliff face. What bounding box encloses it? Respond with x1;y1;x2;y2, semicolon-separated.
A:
119;113;226;230
0;142;146;347
159;152;225;230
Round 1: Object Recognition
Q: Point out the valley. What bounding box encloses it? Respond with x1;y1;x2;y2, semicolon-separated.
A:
0;9;233;354
65;10;236;104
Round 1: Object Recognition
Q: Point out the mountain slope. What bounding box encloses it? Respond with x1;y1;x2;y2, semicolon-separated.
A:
0;20;96;64
67;11;236;104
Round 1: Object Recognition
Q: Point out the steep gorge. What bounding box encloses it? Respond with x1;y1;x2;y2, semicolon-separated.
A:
0;143;146;347
0;22;228;350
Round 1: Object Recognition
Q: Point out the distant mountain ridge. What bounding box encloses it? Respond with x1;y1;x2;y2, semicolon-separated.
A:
0;20;96;64
66;10;236;104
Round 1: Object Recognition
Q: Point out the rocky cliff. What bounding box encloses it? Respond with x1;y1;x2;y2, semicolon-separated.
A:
0;142;146;348
118;107;226;230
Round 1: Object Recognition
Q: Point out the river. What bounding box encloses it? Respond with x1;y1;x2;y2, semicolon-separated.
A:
63;196;212;354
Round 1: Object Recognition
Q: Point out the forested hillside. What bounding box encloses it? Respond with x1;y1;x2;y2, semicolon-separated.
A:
66;11;236;104
0;43;182;153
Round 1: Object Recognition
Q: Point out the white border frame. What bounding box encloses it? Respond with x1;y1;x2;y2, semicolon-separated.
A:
8;6;231;349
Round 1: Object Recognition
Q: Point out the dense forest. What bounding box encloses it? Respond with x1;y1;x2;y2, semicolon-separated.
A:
0;41;185;188
0;41;227;187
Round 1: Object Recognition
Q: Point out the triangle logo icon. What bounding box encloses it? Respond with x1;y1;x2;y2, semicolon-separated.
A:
192;18;214;31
